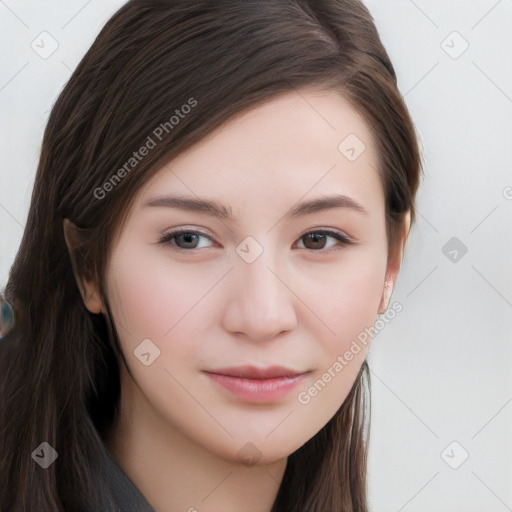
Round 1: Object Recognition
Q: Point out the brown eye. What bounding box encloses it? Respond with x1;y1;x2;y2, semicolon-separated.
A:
297;230;353;252
302;233;328;250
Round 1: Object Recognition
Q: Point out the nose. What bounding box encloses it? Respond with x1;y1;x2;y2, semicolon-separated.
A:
221;248;298;342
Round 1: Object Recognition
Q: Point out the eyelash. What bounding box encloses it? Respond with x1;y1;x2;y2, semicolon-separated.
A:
157;228;355;254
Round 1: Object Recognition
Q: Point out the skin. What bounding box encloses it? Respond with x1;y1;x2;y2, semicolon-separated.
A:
65;88;410;512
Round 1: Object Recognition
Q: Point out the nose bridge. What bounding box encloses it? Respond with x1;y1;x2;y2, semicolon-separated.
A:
240;246;280;303
223;238;297;340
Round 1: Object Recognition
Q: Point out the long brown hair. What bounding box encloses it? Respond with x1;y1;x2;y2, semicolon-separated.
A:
0;1;422;510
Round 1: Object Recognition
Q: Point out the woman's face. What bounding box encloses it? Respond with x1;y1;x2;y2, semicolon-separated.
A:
93;89;401;464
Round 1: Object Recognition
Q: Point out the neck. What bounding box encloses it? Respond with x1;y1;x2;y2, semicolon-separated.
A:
103;363;287;512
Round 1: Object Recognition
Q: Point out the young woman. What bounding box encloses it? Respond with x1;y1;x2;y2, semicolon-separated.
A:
0;0;422;510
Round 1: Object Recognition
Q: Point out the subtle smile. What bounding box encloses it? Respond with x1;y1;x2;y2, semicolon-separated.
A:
203;365;310;403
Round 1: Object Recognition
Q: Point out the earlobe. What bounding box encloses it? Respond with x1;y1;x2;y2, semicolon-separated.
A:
63;218;104;315
79;284;104;315
378;211;411;314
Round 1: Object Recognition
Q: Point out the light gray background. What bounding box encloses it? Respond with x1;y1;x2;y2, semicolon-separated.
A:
0;1;511;510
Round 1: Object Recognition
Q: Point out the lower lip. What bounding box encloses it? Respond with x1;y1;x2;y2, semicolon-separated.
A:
204;372;307;403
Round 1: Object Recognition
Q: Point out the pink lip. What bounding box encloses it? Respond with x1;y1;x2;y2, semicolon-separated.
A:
203;365;309;403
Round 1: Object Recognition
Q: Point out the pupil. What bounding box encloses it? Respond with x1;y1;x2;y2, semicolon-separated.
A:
306;233;325;249
179;233;198;248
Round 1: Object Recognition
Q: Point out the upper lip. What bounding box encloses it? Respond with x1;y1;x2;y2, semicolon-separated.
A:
204;365;306;379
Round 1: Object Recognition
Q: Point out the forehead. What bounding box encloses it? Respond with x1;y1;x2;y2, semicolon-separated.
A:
134;88;382;220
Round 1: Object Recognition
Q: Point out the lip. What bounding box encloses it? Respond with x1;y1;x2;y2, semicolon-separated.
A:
203;365;309;403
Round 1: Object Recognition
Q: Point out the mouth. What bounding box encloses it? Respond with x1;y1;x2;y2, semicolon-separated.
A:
203;365;310;403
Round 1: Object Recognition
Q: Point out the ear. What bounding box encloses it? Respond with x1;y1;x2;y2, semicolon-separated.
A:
63;218;104;315
378;211;411;314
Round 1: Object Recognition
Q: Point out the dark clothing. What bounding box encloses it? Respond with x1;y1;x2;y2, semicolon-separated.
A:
89;415;156;512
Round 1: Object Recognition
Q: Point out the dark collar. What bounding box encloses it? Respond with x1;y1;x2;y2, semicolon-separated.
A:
88;415;156;512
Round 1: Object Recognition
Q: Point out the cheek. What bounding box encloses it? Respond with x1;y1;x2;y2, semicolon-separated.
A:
336;255;386;331
290;249;386;415
106;245;223;344
297;248;387;349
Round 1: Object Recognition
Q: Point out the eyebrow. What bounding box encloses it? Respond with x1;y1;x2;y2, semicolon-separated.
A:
143;193;367;221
